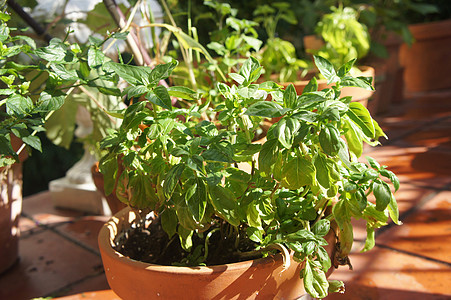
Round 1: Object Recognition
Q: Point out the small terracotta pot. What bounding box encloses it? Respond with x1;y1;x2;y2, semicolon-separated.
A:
91;162;127;215
98;207;337;300
0;136;26;274
400;18;451;93
275;66;375;108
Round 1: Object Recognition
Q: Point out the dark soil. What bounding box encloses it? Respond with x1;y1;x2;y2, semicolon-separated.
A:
114;217;262;266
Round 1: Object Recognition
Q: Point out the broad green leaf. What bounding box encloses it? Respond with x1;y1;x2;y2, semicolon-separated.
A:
149;60;178;85
98;154;118;196
6;94;33;116
228;73;245;85
36;91;65;112
167;86;198;101
178;225;193;251
209;185;240;226
319;124;341;156
104;61;150;86
388;193;401;225
373;180;391;211
303;77;318;93
281;157;316;190
258;138;279;177
314;154;332;189
245;101;287;118
341;76;374;90
50;64;78;81
161;208;178;238
128;173;158;209
273;118;300;149
34;44;67;63
186;178;208;222
346;102;375;139
313;55;339;85
148;85;172;111
328;280;345;294
246;227;263;243
239;56;262;85
343;117;363;158
312;219;330;237
361;224;375;252
163;164;185;198
21;135;41;152
88;47;106;68
337;58;356;77
303;259;329;299
283;83;297;109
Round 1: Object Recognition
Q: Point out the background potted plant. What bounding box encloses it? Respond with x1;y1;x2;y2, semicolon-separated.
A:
97;55;400;299
304;5;376;108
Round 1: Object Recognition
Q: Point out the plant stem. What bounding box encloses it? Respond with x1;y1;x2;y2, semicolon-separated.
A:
6;0;52;43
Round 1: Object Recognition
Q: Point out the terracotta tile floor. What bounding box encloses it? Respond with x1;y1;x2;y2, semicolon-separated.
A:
0;89;450;299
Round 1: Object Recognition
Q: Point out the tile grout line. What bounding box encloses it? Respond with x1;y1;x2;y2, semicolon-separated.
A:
374;243;451;268
21;212;101;258
381;114;451;146
44;270;107;298
375;182;451;237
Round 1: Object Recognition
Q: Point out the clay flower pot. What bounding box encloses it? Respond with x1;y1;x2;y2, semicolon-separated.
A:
0;136;27;274
275;66;375;108
98;207;337;300
400;18;451;94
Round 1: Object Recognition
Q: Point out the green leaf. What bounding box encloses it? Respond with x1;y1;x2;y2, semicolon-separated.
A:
167;86;198;101
34;44;67;63
36;91;65;112
22;135;41;152
6;94;33;117
161;208;177;238
148;85;172;110
98;154;118;196
245;101;288;118
148;60;178;85
388;193;401;225
343;118;363;158
88;47;106;68
258;138;279;177
337;58;356;77
186;178;208;222
283;84;298;109
163;164;185;198
239;56;262;85
304;77;318;93
281;157;316;190
346;102;375;139
209;185;240;226
319;124;341;156
341;76;374;90
50;64;78;81
313;55;339;85
361;223;375;252
104;61;149;86
373;180;391;211
328;280;345;294
246;227;263;243
303;259;329;299
312;219;330;237
178;225;193;251
273;118;300;149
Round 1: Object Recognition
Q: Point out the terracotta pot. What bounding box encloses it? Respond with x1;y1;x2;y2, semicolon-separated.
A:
0;136;26;274
276;66;375;108
98;207;337;300
400;18;451;93
366;32;405;113
91;162;127;215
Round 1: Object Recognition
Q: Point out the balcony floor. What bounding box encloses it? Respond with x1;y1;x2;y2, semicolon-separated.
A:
1;89;451;299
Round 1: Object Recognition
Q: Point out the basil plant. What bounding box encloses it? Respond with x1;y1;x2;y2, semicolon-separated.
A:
99;55;400;299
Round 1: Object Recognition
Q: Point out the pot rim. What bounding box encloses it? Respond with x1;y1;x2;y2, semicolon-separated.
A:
98;206;288;275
